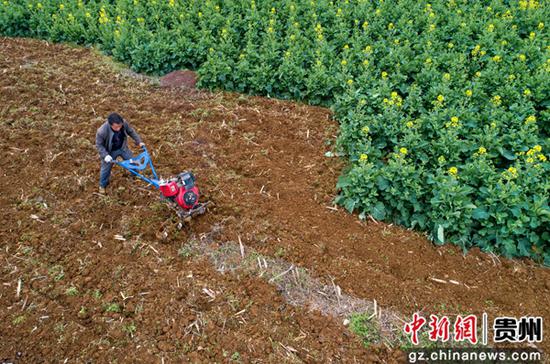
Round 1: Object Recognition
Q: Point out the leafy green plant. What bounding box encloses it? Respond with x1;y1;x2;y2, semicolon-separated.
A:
122;322;136;337
104;302;121;313
348;312;381;348
65;286;78;296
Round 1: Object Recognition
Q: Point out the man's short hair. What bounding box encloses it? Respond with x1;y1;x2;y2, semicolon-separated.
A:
107;113;124;125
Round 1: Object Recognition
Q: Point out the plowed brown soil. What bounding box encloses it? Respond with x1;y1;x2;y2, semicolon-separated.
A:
0;37;548;363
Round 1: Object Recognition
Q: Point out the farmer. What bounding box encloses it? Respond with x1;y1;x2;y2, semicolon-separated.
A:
95;112;145;194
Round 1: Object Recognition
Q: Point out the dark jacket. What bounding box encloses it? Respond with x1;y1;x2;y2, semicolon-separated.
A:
95;120;142;159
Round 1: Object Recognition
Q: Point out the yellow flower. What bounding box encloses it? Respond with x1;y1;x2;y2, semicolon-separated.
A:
425;57;432;64
533;145;542;152
136;17;144;23
343;44;349;50
198;11;202;17
359;99;367;106
59;3;64;10
438;156;446;164
448;167;458;176
501;40;508;46
363;59;369;66
37;2;43;9
538;154;547;162
362;21;368;29
465;89;473;97
381;71;388;79
359;154;368;162
490;122;497;128
429;24;436;31
443;73;451;80
341;59;347;66
406;121;414;128
347;79;353;85
505;167;518;179
487;23;495;32
526;157;535;163
446;116;460;128
492;55;501;62
388;22;394;30
480;50;486;56
529;32;535;40
364;45;372;53
114;29;120;37
361;126;370;134
525;115;536;125
169;0;175;6
271;7;276;14
508;74;516;81
523;89;531;96
399;147;408;155
475;71;481;77
518;54;526;62
391;91;398;98
478;146;487;154
538;22;545;30
492;95;502;106
437;94;444;102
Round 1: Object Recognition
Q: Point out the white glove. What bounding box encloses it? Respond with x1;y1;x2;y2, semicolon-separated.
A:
104;155;113;163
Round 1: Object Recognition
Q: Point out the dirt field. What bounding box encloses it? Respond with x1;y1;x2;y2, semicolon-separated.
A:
1;37;549;363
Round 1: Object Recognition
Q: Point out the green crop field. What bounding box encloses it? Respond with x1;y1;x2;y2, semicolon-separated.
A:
2;0;548;264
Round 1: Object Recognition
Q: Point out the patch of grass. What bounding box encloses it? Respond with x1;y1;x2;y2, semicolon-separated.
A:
92;289;102;300
54;322;65;334
65;286;78;296
20;245;33;255
230;351;241;362
274;247;286;258
178;244;195;258
348;312;381;348
122;322;137;337
48;265;64;281
12;315;26;325
104;303;121;313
